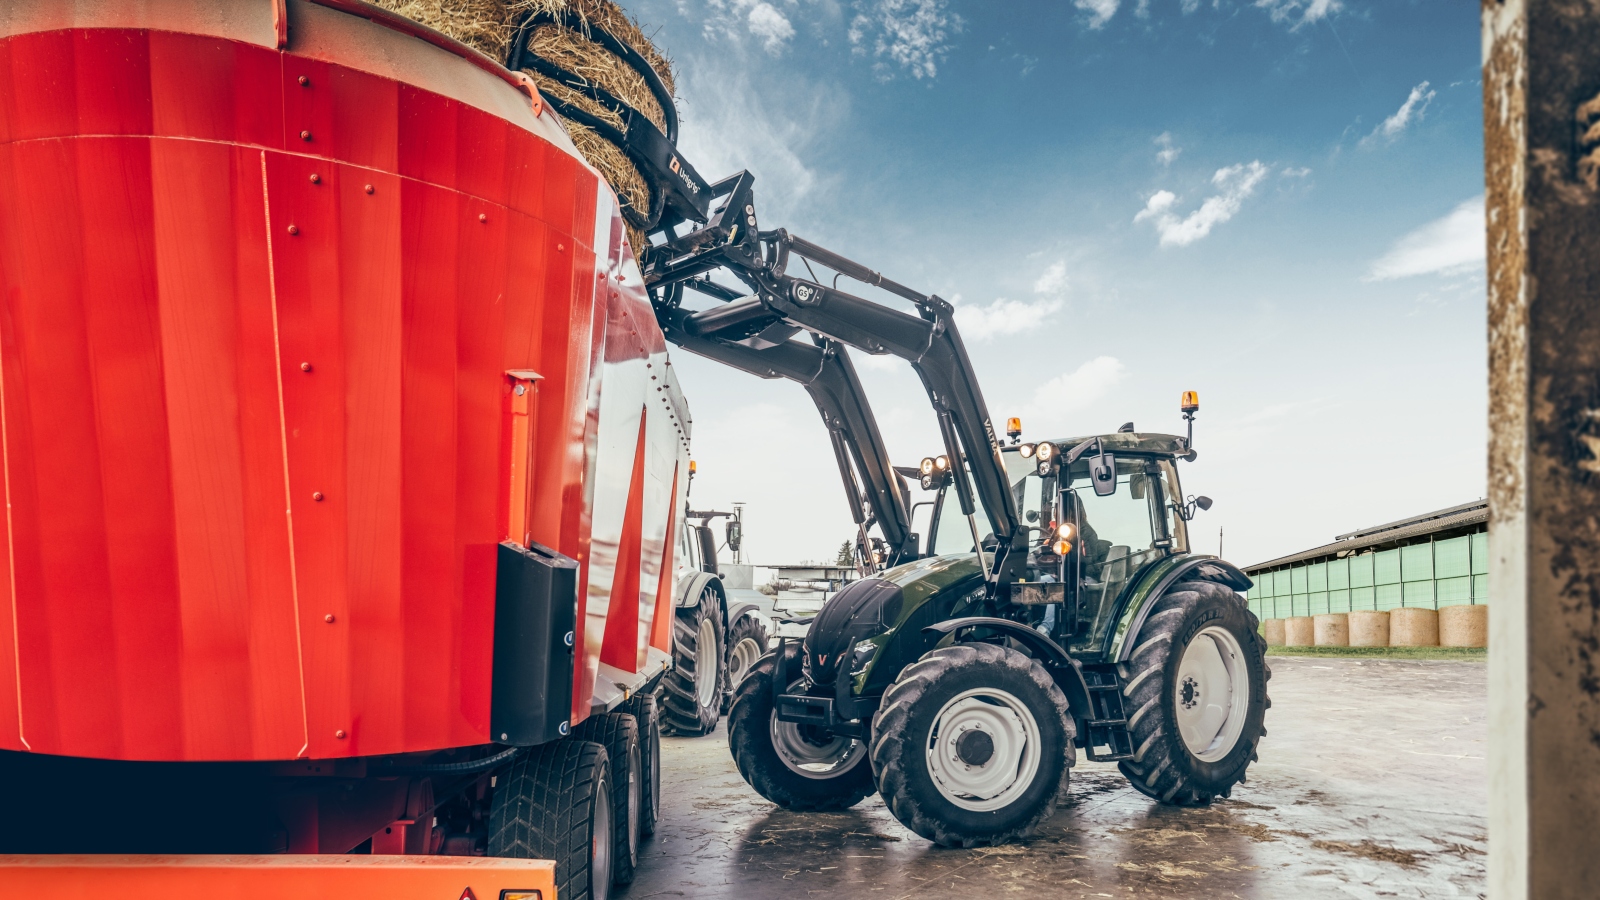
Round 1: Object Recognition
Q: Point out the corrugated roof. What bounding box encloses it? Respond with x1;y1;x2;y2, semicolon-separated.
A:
1244;500;1487;572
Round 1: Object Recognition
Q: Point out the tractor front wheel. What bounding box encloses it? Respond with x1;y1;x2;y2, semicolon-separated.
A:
1117;580;1270;806
727;643;876;810
722;613;770;714
661;589;723;736
869;643;1073;847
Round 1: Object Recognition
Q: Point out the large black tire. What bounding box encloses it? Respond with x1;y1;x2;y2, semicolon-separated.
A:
488;739;615;900
722;613;770;714
727;643;876;811
1117;580;1271;806
870;643;1073;848
573;713;642;886
661;589;723;736
625;692;662;837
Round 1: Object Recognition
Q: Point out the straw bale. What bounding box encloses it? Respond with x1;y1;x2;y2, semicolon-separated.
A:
1389;607;1439;647
1438;604;1487;647
1261;618;1286;646
1313;613;1349;647
1348;610;1389;647
511;0;675;94
371;0;514;61
527;23;667;132
1284;616;1314;647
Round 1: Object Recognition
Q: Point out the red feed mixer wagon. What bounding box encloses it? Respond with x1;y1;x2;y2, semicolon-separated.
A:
0;1;690;896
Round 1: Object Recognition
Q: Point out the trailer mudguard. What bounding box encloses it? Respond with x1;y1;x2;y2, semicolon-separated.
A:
1108;555;1253;661
490;541;579;746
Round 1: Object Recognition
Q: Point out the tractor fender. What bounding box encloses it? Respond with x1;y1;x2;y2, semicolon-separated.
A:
1110;555;1253;662
726;601;762;628
675;570;725;610
922;617;1095;724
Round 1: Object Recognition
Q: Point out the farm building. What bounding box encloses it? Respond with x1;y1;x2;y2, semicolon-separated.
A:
1242;500;1488;621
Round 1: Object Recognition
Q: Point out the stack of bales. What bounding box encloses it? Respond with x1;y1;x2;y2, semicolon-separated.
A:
372;0;677;250
1260;605;1488;649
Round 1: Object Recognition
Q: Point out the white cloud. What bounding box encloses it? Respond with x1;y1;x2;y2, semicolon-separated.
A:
1281;165;1311;178
1254;0;1342;29
702;0;796;54
1155;132;1181;167
1134;161;1270;247
745;3;795;52
1075;0;1121;29
1363;82;1436;145
1365;195;1485;281
1033;260;1069;295
850;0;959;79
953;296;1064;341
1027;357;1127;418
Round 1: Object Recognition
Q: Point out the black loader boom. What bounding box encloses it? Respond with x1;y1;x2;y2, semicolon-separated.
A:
642;172;1024;587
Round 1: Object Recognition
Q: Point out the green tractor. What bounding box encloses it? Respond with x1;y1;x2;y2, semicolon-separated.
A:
639;170;1268;847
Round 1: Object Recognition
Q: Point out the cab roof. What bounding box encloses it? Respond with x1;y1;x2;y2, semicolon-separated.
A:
1006;432;1190;457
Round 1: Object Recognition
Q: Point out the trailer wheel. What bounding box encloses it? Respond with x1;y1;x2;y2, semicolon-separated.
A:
869;643;1073;847
626;692;662;837
727;643;876;811
661;589;723;736
722;613;770;714
488;739;615;900
1116;580;1270;807
573;713;643;886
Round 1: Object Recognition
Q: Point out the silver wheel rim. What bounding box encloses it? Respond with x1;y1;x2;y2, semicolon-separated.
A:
592;773;612;900
770;681;868;779
728;634;763;689
925;687;1043;812
695;617;719;709
1175;625;1250;762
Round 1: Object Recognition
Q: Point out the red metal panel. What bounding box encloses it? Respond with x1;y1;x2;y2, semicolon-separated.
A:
601;416;647;672
149;32;283;149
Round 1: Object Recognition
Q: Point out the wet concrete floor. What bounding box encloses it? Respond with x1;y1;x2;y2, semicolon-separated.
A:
628;657;1486;899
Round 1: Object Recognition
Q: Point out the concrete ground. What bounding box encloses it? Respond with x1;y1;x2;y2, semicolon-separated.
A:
628;657;1486;899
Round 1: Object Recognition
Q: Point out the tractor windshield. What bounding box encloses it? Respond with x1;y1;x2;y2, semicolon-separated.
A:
1000;447;1190;559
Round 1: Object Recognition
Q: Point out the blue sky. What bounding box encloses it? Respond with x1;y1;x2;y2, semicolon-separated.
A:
627;0;1486;567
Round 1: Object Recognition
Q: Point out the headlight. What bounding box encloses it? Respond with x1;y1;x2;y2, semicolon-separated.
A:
1036;442;1056;461
1053;538;1073;556
1058;522;1075;540
920;457;935;475
935;455;949;471
1018;443;1036;459
850;639;880;675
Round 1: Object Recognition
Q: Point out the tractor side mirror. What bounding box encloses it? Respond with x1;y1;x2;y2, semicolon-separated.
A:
1089;452;1117;497
1195;495;1213;511
726;519;743;553
1025;509;1039;523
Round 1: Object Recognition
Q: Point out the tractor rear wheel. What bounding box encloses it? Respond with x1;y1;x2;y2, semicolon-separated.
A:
870;643;1073;847
488;739;614;900
1117;580;1270;806
625;692;662;837
722;613;770;714
661;589;723;736
573;713;642;886
727;643;876;811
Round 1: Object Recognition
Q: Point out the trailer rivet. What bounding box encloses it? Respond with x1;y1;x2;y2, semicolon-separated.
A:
298;75;310;87
500;733;508;741
300;130;312;141
309;173;320;184
287;225;299;235
335;730;346;739
300;362;312;372
325;614;335;623
514;384;526;396
364;184;375;194
312;491;324;501
557;243;565;251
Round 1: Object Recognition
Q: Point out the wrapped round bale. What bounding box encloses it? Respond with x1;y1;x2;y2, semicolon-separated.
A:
1390;607;1440;647
1284;616;1315;647
370;0;678;251
1313;613;1349;647
1262;618;1286;646
1348;610;1390;647
1439;604;1488;648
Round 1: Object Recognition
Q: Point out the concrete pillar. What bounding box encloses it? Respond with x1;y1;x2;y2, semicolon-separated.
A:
1484;2;1600;896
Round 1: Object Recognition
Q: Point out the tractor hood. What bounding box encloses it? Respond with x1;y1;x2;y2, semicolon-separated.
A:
803;554;985;687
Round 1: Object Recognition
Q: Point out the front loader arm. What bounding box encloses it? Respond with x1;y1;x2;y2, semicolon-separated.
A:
660;308;918;568
643;173;1025;586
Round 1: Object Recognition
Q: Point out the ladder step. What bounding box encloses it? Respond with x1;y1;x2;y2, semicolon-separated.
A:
1085;682;1120;691
1087;718;1127;727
